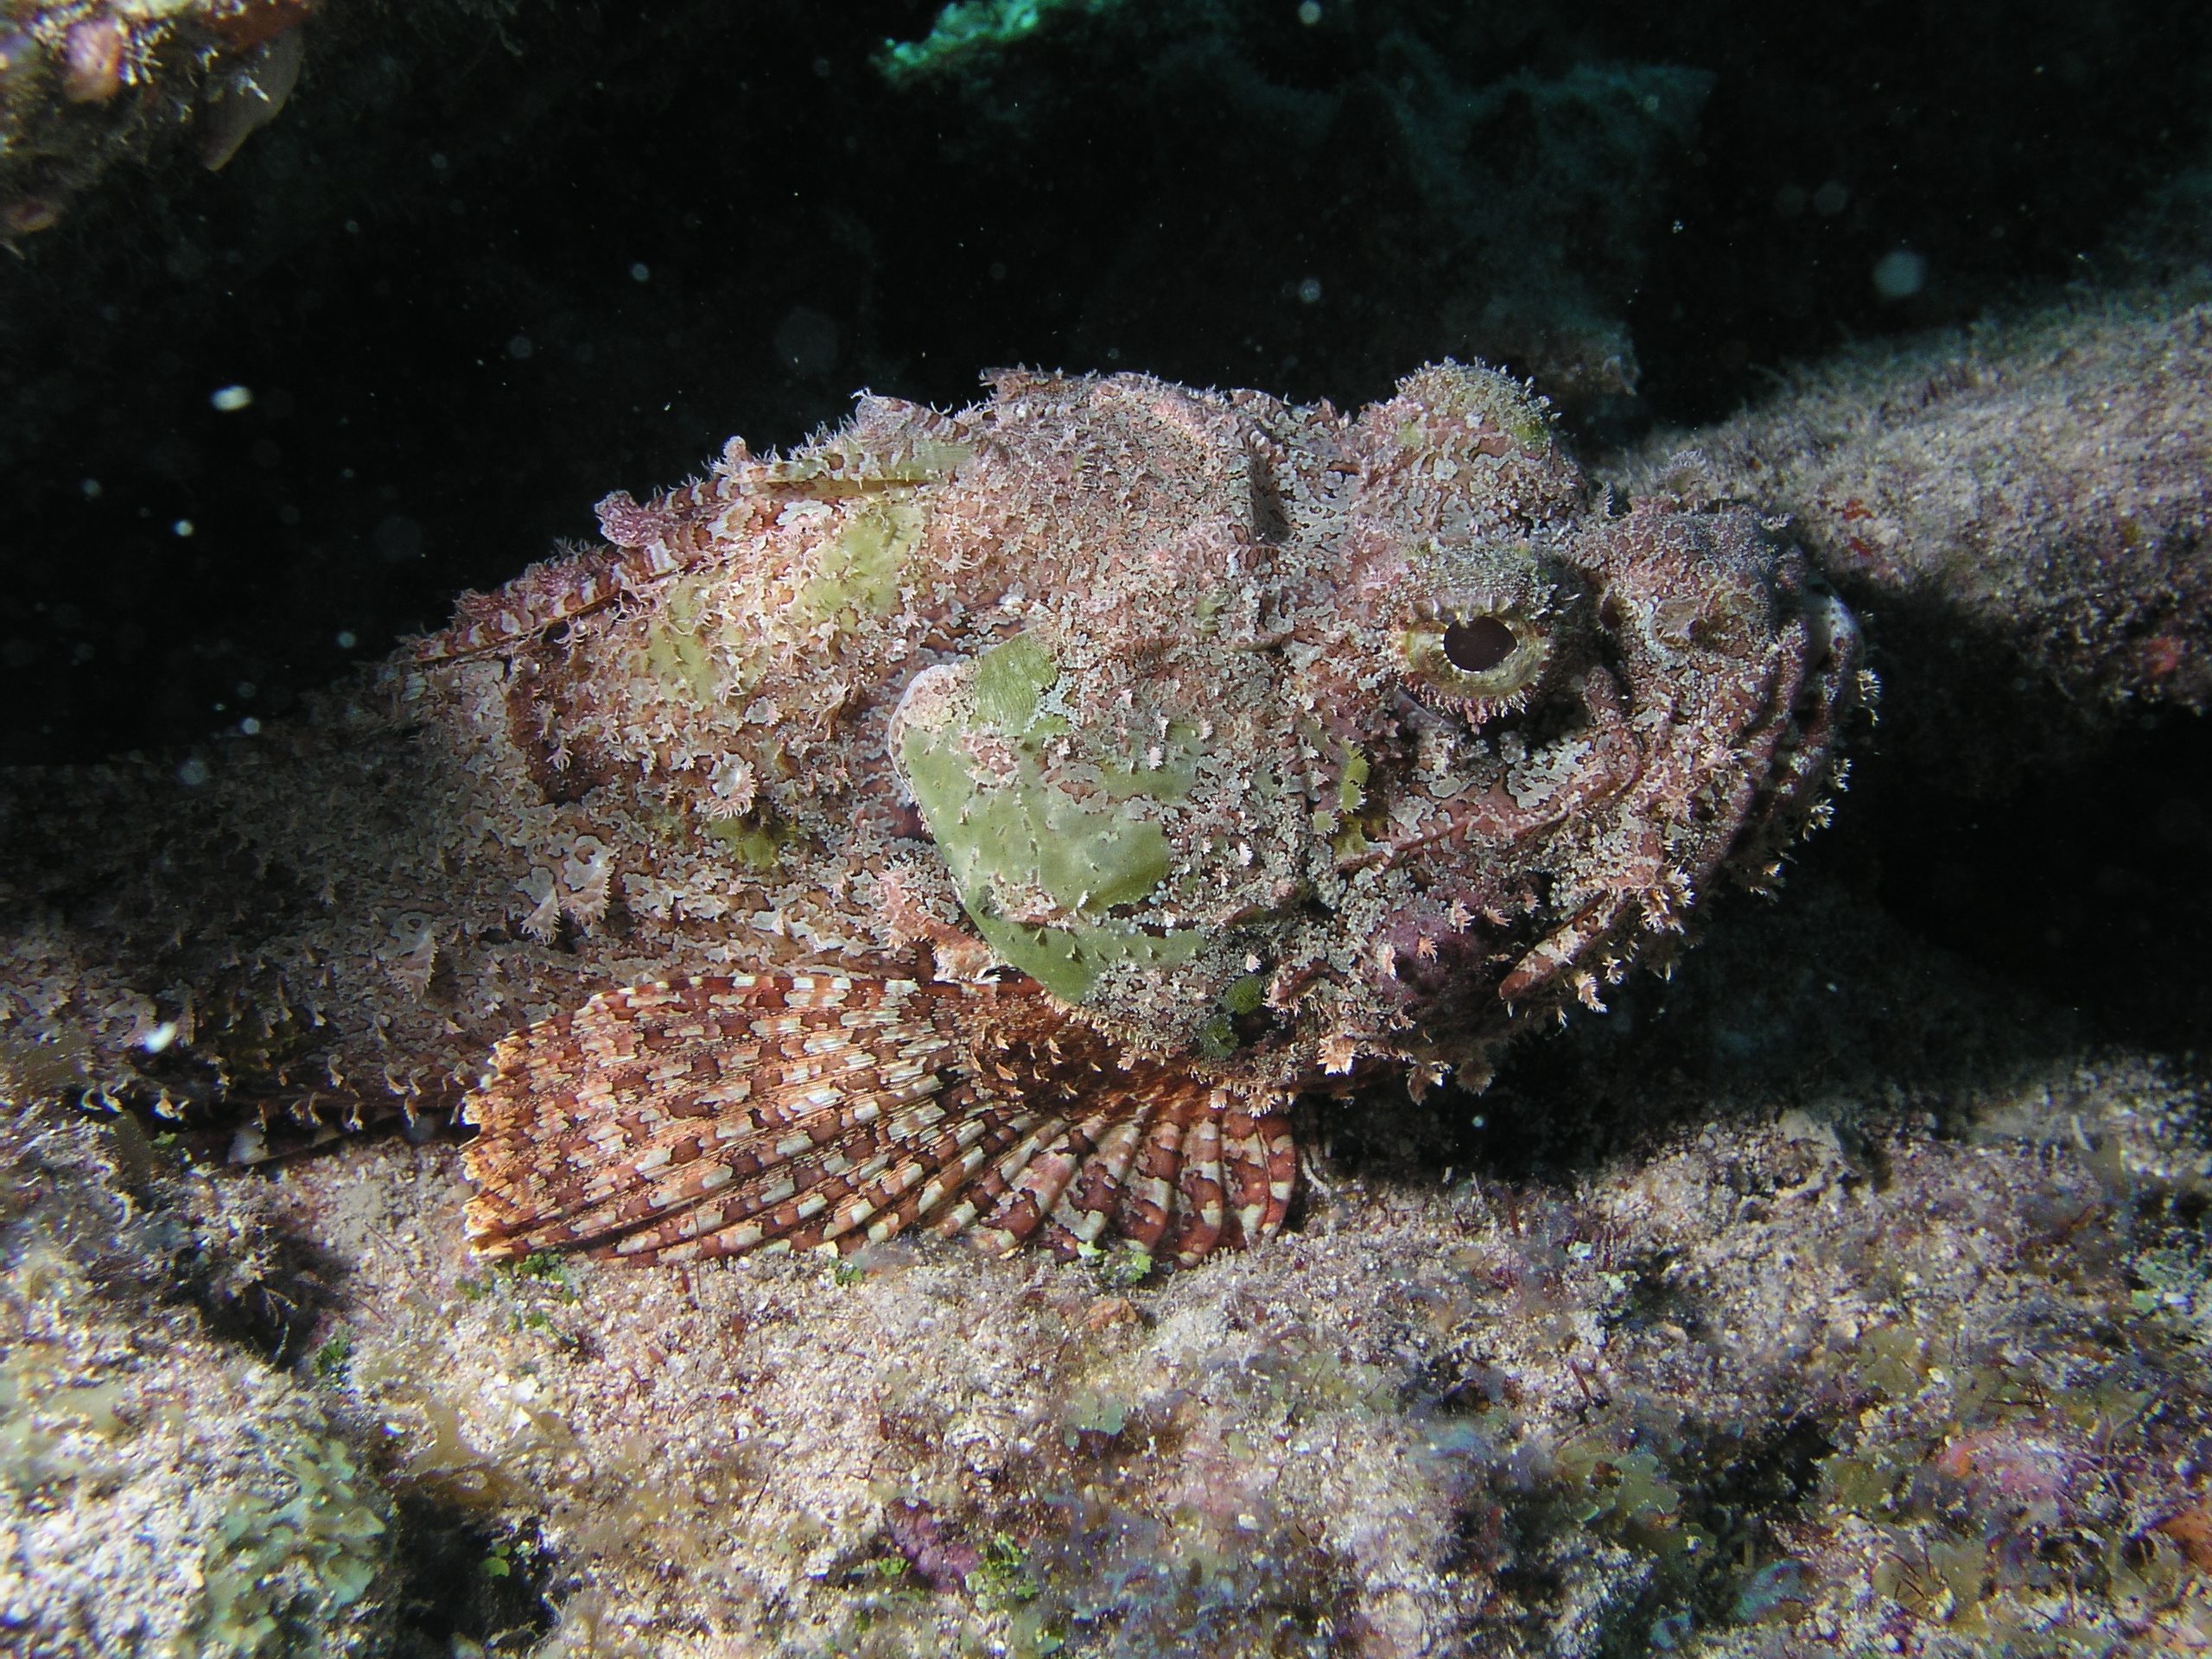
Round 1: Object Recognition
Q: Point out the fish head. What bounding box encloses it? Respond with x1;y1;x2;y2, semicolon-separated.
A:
887;364;1859;1082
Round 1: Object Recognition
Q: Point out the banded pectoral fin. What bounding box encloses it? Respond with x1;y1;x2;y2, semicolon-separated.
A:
460;969;1295;1268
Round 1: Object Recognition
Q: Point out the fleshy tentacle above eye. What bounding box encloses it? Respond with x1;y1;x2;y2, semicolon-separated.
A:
460;970;1294;1268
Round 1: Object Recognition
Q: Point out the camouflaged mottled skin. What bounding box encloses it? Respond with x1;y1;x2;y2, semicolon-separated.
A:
405;363;1861;1265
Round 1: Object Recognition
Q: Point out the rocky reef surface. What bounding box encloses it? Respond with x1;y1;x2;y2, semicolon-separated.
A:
3;4;2211;1656
2;276;2210;1654
0;0;310;239
1617;283;2212;790
8;861;2212;1655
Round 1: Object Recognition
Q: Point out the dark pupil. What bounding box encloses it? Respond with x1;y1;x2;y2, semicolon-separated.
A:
1441;616;1516;674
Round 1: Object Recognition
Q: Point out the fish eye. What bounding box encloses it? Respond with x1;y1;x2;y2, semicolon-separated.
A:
1402;607;1552;710
1441;616;1517;675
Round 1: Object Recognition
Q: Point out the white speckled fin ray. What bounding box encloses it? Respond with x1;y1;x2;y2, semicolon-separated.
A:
969;1109;1117;1255
464;971;1001;1261
1220;1099;1299;1245
1116;1099;1193;1253
1042;1114;1150;1253
601;1095;1041;1263
1165;1109;1227;1267
461;969;1299;1268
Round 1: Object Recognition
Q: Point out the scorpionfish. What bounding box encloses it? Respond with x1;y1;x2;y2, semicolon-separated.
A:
435;364;1860;1268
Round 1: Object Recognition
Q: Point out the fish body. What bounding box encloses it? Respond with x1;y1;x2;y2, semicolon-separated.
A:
435;364;1859;1265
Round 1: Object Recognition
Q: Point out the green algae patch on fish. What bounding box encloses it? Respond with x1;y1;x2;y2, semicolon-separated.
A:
640;579;727;709
793;497;925;632
969;632;1060;731
896;632;1201;1002
907;742;1173;916
702;811;794;872
640;499;925;712
968;908;1205;1004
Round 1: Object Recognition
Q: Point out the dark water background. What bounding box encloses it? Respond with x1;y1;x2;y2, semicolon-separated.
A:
3;0;2209;1045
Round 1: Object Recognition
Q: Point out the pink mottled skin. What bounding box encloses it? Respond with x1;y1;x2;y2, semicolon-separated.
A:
429;362;1862;1267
